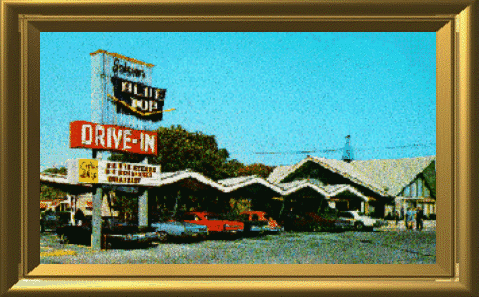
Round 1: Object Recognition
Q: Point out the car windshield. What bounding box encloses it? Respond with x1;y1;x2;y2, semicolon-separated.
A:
181;214;197;221
204;214;221;220
339;212;354;219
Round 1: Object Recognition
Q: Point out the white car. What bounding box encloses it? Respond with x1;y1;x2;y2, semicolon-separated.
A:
151;220;208;242
338;211;387;231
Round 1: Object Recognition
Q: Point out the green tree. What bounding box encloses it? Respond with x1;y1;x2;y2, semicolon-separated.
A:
111;193;138;223
110;125;245;180
222;159;246;178
237;163;275;178
43;166;67;175
40;167;68;200
422;161;436;197
40;184;67;201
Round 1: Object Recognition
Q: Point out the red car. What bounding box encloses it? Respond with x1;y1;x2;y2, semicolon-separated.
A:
280;211;350;232
179;211;244;235
239;211;283;234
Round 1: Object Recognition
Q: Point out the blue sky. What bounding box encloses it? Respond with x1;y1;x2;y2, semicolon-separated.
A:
40;32;436;170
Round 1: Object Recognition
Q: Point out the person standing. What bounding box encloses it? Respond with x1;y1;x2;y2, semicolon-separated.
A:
416;207;424;230
406;208;415;230
394;211;400;226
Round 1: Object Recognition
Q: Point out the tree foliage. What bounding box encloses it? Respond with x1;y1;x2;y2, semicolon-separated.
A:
40;184;67;201
110;125;246;180
237;163;274;178
43;167;67;175
422;161;436;197
40;167;68;200
111;193;138;223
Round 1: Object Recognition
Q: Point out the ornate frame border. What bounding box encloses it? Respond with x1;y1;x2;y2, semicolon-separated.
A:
1;1;477;296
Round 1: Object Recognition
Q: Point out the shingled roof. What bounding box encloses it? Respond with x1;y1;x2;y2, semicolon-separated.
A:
267;155;436;197
348;156;436;196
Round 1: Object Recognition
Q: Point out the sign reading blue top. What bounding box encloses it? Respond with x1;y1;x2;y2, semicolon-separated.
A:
110;77;166;122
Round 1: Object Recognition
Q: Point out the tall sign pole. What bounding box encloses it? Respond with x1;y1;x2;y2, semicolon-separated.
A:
85;50;167;251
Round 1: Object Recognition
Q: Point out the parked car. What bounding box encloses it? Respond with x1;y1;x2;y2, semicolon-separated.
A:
56;219;158;249
305;212;351;231
280;211;349;232
239;211;283;235
40;213;58;232
151;219;208;242
40;211;70;232
337;210;387;231
179;211;244;236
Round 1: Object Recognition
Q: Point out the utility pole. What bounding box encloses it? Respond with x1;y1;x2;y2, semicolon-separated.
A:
342;135;354;163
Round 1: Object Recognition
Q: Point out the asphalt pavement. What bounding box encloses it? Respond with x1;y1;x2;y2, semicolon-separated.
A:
41;227;436;264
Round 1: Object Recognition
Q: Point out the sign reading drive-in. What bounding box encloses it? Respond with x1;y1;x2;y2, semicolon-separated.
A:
69;121;158;155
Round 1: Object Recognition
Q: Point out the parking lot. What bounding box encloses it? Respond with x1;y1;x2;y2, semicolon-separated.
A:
41;227;436;264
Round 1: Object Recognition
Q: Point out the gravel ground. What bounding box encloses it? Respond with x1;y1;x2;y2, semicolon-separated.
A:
40;230;436;264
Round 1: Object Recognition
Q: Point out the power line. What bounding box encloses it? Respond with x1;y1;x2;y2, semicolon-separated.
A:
253;142;435;155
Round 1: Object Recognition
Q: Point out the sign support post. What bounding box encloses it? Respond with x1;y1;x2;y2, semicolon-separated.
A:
91;148;102;251
138;157;149;227
91;185;103;251
138;189;149;227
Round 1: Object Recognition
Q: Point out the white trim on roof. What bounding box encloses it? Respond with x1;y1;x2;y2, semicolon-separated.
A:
267;158;311;184
40;173;83;186
158;170;227;192
326;184;369;202
40;169;374;202
280;182;329;197
218;176;284;194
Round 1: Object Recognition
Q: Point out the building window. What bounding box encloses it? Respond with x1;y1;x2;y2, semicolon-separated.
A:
403;185;411;197
424;185;430;197
411;182;417;197
417;178;423;197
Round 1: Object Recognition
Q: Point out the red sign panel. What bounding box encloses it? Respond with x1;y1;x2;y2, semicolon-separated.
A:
70;121;158;155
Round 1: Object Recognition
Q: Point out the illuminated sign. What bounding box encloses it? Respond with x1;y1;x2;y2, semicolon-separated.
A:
67;159;162;185
69;121;158;155
90;49;169;127
110;77;166;122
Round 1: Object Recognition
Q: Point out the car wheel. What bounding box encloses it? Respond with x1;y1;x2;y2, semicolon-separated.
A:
355;222;365;231
157;231;168;243
60;234;69;244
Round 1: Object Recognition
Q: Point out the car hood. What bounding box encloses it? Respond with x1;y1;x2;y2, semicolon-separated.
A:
181;221;208;228
202;220;243;226
153;221;205;228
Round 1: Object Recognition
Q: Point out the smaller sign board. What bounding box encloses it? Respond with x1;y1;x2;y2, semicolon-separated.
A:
70;121;158;155
67;159;162;186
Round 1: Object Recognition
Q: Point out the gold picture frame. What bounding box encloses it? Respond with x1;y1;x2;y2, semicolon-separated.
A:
1;0;477;295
